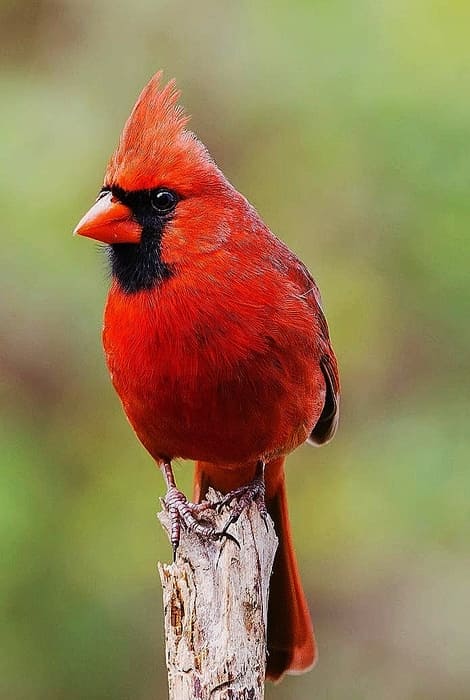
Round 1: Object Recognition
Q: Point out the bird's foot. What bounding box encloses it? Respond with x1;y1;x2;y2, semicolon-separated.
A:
216;461;269;534
163;487;239;561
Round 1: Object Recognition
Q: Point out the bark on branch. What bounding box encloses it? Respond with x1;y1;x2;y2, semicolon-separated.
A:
158;488;278;700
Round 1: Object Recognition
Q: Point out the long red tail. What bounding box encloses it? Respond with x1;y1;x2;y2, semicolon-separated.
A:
194;458;316;682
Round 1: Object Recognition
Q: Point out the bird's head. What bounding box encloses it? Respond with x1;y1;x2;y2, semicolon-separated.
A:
74;72;242;292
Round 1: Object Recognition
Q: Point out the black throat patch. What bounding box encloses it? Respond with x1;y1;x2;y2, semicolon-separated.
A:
108;224;172;294
106;186;174;294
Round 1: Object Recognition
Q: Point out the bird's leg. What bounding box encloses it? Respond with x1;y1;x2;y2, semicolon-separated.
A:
159;460;238;560
216;460;269;533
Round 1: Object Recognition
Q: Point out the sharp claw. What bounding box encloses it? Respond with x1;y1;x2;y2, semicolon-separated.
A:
215;498;230;513
221;514;238;535
227;532;241;548
172;543;178;563
215;529;240;549
214;492;240;513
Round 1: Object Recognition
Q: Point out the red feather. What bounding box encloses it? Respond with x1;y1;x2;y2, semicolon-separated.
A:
76;73;340;682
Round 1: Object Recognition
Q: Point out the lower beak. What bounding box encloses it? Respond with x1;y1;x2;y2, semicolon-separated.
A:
73;191;141;244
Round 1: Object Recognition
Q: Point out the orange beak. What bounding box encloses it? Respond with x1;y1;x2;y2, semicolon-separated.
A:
73;191;141;244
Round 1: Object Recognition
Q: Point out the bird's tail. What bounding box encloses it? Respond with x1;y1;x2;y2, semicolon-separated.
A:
194;458;316;682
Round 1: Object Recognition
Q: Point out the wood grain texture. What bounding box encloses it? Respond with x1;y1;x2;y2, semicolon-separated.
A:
158;489;278;700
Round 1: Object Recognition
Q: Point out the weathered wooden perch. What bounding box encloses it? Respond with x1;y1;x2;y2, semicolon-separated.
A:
158;488;278;700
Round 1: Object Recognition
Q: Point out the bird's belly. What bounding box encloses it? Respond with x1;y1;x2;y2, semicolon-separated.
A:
106;343;322;466
112;365;302;465
103;288;325;465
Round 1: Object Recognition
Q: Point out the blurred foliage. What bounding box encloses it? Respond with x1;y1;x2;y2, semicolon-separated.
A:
1;1;469;698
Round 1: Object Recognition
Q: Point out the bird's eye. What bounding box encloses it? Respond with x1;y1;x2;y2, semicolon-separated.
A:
150;188;178;214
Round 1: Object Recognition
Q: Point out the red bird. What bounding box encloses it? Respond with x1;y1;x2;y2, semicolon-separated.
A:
74;73;339;682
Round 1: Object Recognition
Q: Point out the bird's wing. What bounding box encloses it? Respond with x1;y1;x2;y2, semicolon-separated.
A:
293;259;340;445
308;350;340;445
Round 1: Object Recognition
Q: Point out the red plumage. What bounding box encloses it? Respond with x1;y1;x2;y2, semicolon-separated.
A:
75;72;340;681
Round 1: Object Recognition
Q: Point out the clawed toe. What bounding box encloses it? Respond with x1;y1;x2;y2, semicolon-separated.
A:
217;461;268;534
163;487;239;559
164;487;216;554
158;459;264;560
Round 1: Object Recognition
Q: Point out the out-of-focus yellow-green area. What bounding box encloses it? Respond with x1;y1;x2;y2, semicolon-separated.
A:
1;1;469;698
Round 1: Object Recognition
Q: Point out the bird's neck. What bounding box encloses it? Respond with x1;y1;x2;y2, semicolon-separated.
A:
107;225;172;294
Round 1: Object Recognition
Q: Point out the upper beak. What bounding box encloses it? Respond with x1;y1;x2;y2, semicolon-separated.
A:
73;191;141;244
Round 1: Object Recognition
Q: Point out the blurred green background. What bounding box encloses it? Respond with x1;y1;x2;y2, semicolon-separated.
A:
1;1;469;698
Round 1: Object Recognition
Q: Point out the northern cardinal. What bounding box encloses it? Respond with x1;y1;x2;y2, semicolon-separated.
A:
74;72;339;681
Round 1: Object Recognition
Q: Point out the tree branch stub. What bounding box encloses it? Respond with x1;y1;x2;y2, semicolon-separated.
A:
158;489;278;700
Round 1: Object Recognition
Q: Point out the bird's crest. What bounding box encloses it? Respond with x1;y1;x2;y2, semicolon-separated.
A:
105;72;211;192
